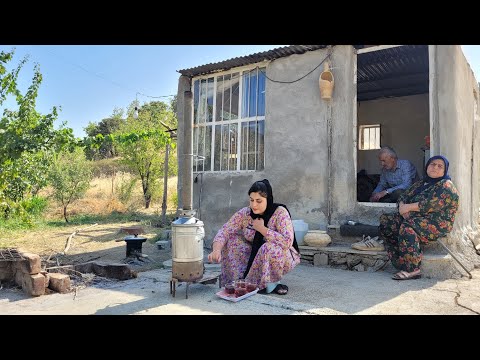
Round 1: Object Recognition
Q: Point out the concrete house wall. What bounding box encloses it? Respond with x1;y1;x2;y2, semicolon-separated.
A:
430;46;480;258
176;45;480;263
177;45;356;244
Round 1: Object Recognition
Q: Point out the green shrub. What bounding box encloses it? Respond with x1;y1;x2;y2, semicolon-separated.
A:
169;191;178;209
117;177;137;204
0;197;47;230
20;196;48;216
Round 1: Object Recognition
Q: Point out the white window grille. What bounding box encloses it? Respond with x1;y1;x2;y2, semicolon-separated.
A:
192;66;266;172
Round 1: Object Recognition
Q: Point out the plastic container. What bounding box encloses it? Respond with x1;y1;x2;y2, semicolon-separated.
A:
292;220;309;246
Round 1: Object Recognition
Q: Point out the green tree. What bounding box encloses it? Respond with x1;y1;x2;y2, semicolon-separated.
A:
0;48;75;209
115;100;175;208
48;148;93;223
84;111;126;160
2;151;51;202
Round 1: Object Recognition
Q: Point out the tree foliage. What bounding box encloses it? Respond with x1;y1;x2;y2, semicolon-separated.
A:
84;110;126;160
115;100;177;208
48;148;93;223
0;48;75;212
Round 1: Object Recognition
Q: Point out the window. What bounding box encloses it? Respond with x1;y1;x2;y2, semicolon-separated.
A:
192;66;266;172
359;124;381;150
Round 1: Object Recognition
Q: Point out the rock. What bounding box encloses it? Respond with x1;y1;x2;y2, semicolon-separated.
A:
74;261;137;280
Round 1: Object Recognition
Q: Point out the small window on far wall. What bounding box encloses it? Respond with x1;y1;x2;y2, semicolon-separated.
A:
359;124;381;150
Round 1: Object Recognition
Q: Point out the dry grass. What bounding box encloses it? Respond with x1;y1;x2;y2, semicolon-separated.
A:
0;175;179;271
45;174;178;219
0;221;172;272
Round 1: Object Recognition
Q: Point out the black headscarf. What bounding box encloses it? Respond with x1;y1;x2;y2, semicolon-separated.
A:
243;179;299;279
412;155;451;196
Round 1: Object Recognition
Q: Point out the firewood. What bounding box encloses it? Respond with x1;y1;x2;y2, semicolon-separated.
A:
63;223;98;254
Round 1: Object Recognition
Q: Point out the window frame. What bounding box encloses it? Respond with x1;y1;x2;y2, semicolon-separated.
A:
192;62;268;173
358;124;381;150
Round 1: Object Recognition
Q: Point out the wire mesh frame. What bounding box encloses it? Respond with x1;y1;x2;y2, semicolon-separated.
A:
0;248;25;261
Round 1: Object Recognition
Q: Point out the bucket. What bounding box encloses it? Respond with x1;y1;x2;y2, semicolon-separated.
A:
171;217;205;263
319;62;334;99
292;220;309;246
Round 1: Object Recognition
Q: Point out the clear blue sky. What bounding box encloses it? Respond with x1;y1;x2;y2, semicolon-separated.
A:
0;45;284;137
1;45;479;138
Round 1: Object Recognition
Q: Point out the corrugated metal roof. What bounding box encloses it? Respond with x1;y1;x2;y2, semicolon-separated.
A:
357;45;429;101
178;45;429;101
177;45;329;77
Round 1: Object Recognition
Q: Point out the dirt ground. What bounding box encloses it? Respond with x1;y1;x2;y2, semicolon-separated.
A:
3;221;172;272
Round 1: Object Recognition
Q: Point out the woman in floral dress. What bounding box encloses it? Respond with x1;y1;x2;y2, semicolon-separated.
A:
207;179;300;294
379;155;459;280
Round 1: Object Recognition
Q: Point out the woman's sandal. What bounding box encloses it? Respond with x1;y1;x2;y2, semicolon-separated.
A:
392;271;422;281
258;284;289;295
273;284;288;295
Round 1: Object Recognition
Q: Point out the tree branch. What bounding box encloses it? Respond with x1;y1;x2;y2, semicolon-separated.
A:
63;223;98;254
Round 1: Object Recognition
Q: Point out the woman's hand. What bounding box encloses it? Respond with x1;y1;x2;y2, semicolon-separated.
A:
252;218;266;232
399;202;411;219
207;249;222;263
399;201;420;219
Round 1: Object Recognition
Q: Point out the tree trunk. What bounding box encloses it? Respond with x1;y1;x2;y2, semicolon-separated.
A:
141;174;150;209
63;206;69;223
111;169;116;196
161;143;169;224
145;195;151;209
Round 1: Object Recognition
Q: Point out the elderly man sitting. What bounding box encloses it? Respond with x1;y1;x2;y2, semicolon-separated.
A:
370;146;419;203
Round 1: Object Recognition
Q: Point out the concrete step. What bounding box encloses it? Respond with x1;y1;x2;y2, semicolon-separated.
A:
421;253;459;280
299;243;460;279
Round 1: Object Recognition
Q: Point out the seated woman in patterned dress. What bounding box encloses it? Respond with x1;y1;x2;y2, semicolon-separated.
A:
379;155;459;280
207;179;300;295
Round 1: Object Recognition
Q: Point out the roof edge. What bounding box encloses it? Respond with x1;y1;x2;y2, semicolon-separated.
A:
177;45;331;77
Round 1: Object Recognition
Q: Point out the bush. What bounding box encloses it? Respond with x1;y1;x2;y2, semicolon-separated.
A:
169;191;178;209
0;196;48;230
117;176;137;204
20;196;48;216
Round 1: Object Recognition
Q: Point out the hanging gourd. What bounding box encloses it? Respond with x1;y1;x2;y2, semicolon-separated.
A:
319;62;334;100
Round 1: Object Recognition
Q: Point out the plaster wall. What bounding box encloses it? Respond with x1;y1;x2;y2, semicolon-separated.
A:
357;94;429;176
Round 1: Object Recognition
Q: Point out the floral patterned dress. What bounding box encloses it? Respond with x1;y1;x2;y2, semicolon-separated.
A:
212;206;300;290
379;179;459;272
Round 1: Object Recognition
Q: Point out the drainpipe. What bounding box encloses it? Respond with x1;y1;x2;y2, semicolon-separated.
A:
327;101;333;225
325;46;334;226
429;45;439;156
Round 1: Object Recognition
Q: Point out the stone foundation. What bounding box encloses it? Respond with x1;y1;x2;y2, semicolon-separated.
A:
300;245;389;272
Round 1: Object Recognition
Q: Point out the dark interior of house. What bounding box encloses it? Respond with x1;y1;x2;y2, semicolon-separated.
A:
356;45;430;202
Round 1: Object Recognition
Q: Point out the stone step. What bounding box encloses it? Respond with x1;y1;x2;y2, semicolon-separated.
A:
299;243;459;279
327;225;451;255
299;244;389;272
